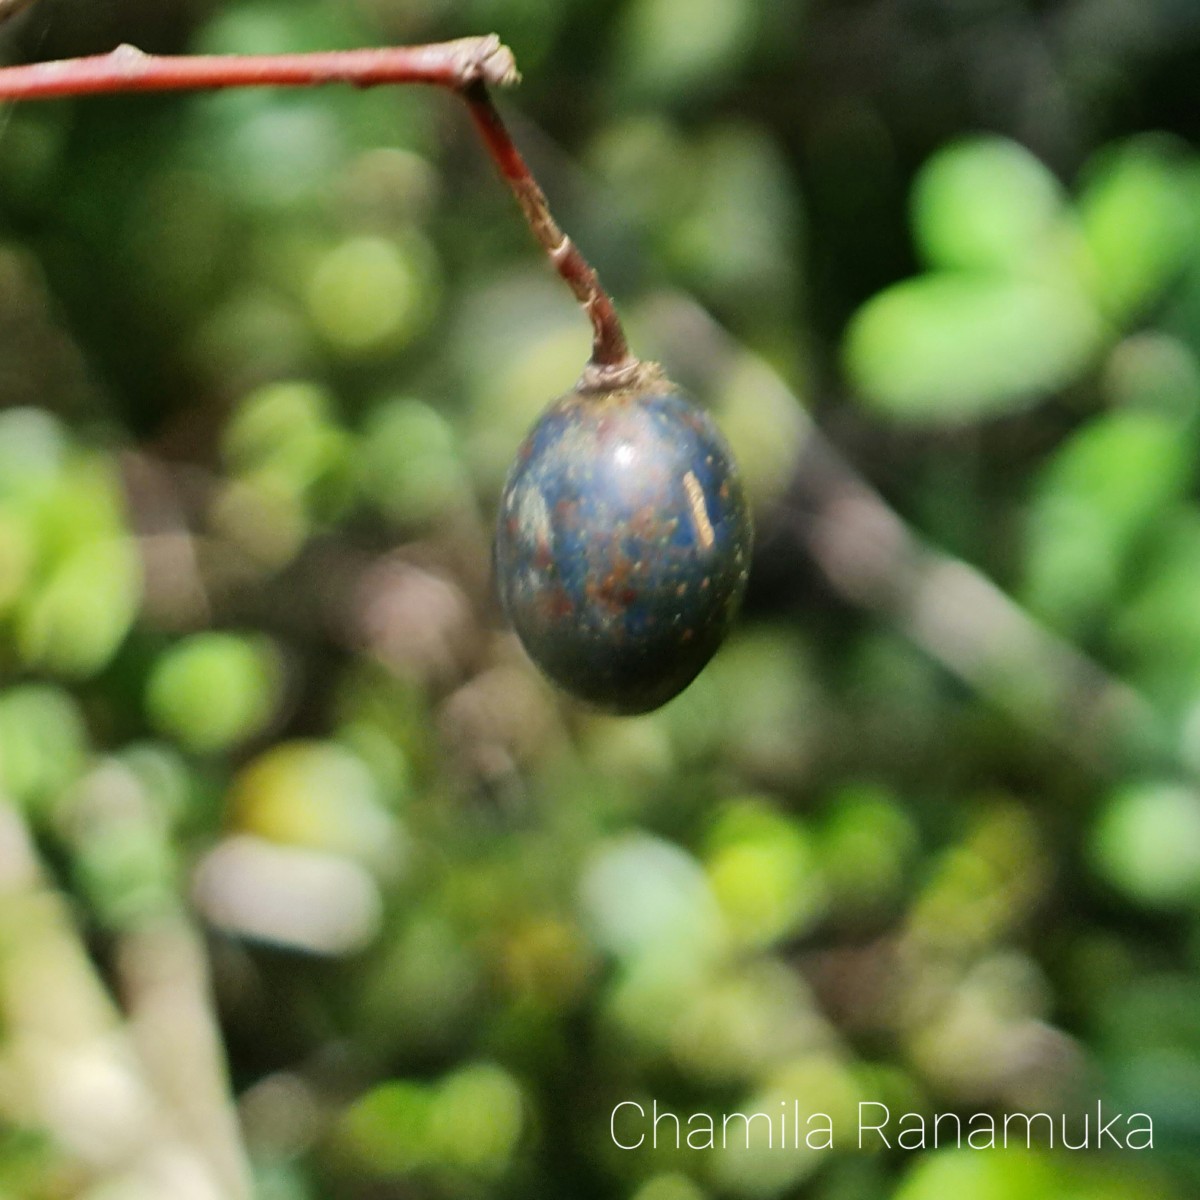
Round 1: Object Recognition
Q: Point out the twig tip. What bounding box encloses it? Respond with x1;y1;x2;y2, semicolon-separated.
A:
475;33;521;88
437;35;520;89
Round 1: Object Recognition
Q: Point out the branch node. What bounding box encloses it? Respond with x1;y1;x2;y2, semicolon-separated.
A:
475;34;521;88
111;43;149;66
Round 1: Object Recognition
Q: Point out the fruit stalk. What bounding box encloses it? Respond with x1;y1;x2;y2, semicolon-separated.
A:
462;82;636;381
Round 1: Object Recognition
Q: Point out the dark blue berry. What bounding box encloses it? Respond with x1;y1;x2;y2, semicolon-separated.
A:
494;366;752;713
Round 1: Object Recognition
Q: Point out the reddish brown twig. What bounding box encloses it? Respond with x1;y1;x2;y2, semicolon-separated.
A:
0;36;519;98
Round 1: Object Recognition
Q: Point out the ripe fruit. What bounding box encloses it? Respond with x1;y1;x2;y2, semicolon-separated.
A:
494;363;752;713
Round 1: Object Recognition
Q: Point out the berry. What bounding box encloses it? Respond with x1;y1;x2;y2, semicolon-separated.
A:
494;364;752;713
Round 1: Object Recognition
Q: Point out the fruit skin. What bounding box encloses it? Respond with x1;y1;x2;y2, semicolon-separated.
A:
494;365;752;713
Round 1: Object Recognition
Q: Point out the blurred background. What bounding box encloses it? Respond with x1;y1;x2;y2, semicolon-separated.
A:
0;0;1199;1196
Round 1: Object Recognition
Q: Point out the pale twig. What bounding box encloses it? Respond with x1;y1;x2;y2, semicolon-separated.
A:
0;803;250;1197
117;918;254;1200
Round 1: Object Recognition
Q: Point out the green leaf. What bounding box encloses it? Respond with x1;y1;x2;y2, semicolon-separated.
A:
359;398;466;525
704;798;825;946
222;380;333;472
895;1150;1061;1200
664;123;798;313
16;537;141;677
146;632;284;755
427;1063;524;1177
614;0;757;101
1092;783;1200;910
306;234;440;357
229;740;400;871
913;136;1072;275
1079;137;1197;322
1022;411;1194;629
339;1081;434;1176
0;685;88;812
846;274;1104;421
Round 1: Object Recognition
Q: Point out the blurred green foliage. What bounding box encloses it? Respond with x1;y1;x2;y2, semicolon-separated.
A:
0;1;1198;1198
